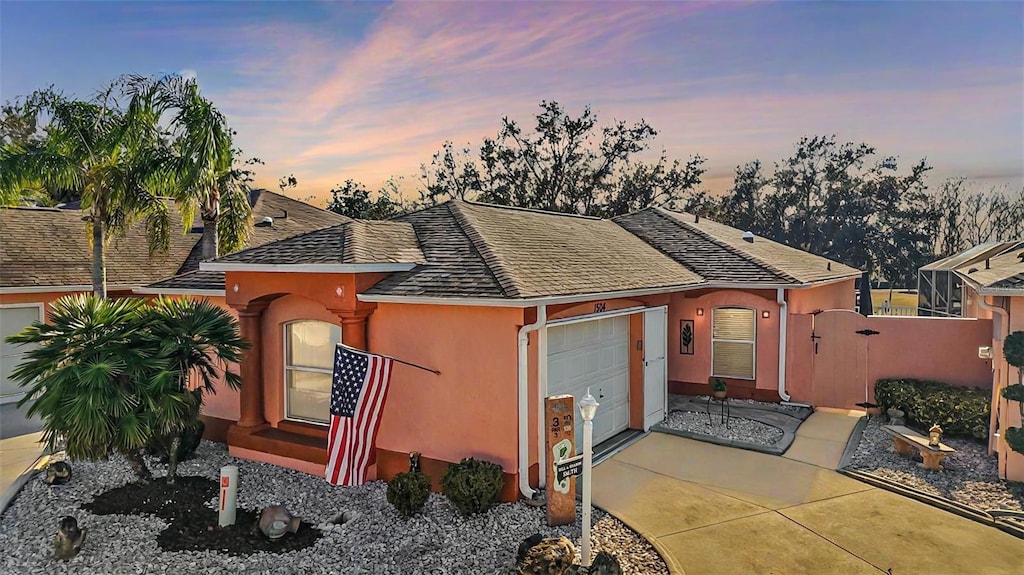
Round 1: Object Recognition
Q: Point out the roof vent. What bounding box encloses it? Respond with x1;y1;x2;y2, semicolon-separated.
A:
985;258;990;269
694;214;700;223
968;267;978;274
742;231;754;243
827;262;831;271
255;216;274;228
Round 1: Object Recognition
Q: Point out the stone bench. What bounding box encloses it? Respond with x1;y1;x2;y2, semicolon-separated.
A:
881;425;955;470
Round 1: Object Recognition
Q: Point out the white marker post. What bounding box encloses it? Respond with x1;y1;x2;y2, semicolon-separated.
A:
578;389;599;568
218;465;238;527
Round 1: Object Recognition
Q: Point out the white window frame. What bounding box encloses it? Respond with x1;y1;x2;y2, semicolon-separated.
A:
282;319;340;426
1;302;46;405
710;306;756;380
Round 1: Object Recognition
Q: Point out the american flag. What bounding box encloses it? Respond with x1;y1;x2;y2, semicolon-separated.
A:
325;345;394;486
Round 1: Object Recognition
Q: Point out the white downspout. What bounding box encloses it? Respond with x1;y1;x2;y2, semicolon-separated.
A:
978;295;1007;455
777;288;791;402
537;325;548;489
518;305;547;499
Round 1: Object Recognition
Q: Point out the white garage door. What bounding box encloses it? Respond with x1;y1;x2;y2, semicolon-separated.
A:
547;315;630;448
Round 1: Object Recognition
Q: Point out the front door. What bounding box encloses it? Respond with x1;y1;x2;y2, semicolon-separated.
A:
643;307;668;430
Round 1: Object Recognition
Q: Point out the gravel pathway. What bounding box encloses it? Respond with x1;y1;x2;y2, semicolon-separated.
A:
0;442;667;574
848;417;1024;512
662;410;784;446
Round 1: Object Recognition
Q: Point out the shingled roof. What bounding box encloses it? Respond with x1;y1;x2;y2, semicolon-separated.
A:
954;242;1024;294
617;208;860;285
0;205;200;290
2;190;346;292
149;199;858;301
363;202;701;299
204;221;425;268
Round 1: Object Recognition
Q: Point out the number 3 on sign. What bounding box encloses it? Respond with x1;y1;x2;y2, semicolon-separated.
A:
594;302;606;313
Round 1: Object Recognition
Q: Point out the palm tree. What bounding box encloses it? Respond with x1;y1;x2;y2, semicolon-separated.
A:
0;83;175;297
6;294;248;483
144;296;248;483
132;75;252;260
7;295;164;478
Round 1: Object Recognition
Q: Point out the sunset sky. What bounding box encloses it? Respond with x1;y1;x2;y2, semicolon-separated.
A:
2;1;1022;204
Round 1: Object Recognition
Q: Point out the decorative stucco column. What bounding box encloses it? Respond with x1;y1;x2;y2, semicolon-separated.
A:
235;303;268;428
338;310;372;351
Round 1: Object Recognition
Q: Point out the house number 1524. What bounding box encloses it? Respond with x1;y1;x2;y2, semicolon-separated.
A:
594;302;607;313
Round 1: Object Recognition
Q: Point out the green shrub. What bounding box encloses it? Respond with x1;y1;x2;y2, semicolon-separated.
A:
387;471;431;517
1002;384;1024;403
441;457;504;516
874;378;990;439
1005;427;1024;455
711;378;727;393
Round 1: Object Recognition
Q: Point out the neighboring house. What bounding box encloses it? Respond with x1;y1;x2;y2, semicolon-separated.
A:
918;241;1020;317
949;241;1024;481
0;190;348;411
142;200;860;500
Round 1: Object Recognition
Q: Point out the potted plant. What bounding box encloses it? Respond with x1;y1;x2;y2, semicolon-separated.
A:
711;378;728;400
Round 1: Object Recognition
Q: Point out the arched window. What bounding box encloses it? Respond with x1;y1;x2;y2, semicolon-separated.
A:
284;320;341;424
711;307;756;380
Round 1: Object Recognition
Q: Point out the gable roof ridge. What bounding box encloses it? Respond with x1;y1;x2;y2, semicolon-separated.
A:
461;199;601;220
342;220;357;265
448;202;521;298
653;207;801;284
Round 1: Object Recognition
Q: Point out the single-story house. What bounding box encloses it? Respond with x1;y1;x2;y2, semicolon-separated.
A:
949;241;1024;481
142;200;860;500
0;190;348;409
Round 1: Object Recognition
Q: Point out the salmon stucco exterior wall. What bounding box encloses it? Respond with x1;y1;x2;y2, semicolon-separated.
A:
369;303;524;474
787;279;856;314
667;290;781;395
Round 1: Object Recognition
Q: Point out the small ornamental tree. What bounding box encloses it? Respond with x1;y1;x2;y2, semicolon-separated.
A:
6;294;247;482
1005;331;1024;386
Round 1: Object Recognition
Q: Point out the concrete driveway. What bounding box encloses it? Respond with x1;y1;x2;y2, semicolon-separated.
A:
593;412;1023;575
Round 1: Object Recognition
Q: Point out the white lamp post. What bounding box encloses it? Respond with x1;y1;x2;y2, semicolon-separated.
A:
579;388;599;568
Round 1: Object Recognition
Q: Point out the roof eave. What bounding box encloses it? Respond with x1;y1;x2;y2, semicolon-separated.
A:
357;276;858;307
133;287;227;297
199;262;418;273
0;284;138;294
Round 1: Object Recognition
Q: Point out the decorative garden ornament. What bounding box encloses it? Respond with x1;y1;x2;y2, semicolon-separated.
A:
258;505;300;540
928;424;943;447
54;516;86;560
409;451;421;473
42;461;72;485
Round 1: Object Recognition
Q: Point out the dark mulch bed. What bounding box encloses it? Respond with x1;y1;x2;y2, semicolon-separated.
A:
82;475;321;556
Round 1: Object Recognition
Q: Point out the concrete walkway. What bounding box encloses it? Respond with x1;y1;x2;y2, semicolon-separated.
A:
593;411;1024;575
0;432;46;508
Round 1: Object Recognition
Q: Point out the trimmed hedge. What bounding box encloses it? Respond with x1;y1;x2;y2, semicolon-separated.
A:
874;378;990;440
441;457;504;516
386;471;431;517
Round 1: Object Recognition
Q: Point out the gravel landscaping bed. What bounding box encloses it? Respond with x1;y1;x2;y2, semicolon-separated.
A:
849;417;1024;512
0;441;667;574
663;410;784;446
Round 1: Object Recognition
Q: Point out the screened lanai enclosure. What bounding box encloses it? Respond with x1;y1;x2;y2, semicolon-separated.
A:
918;241;1021;317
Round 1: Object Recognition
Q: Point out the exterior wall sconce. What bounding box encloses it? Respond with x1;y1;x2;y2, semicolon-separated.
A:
696;308;704;316
978;346;993;359
336;286;344;297
761;310;770;319
232;283;239;293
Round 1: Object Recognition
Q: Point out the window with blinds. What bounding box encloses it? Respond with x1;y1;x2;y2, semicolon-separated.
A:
284;320;341;424
711;307;755;379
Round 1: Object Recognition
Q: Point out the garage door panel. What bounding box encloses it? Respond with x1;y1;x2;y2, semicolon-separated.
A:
547;315;630;447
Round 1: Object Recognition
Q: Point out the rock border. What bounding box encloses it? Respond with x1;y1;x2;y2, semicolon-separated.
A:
838;416;1024;541
651;395;812;456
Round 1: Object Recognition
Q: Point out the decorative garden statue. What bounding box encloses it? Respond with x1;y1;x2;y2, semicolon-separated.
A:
886;407;905;426
409;451;422;473
42;461;72;485
54;516;86;560
257;505;301;540
928;424;943;447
